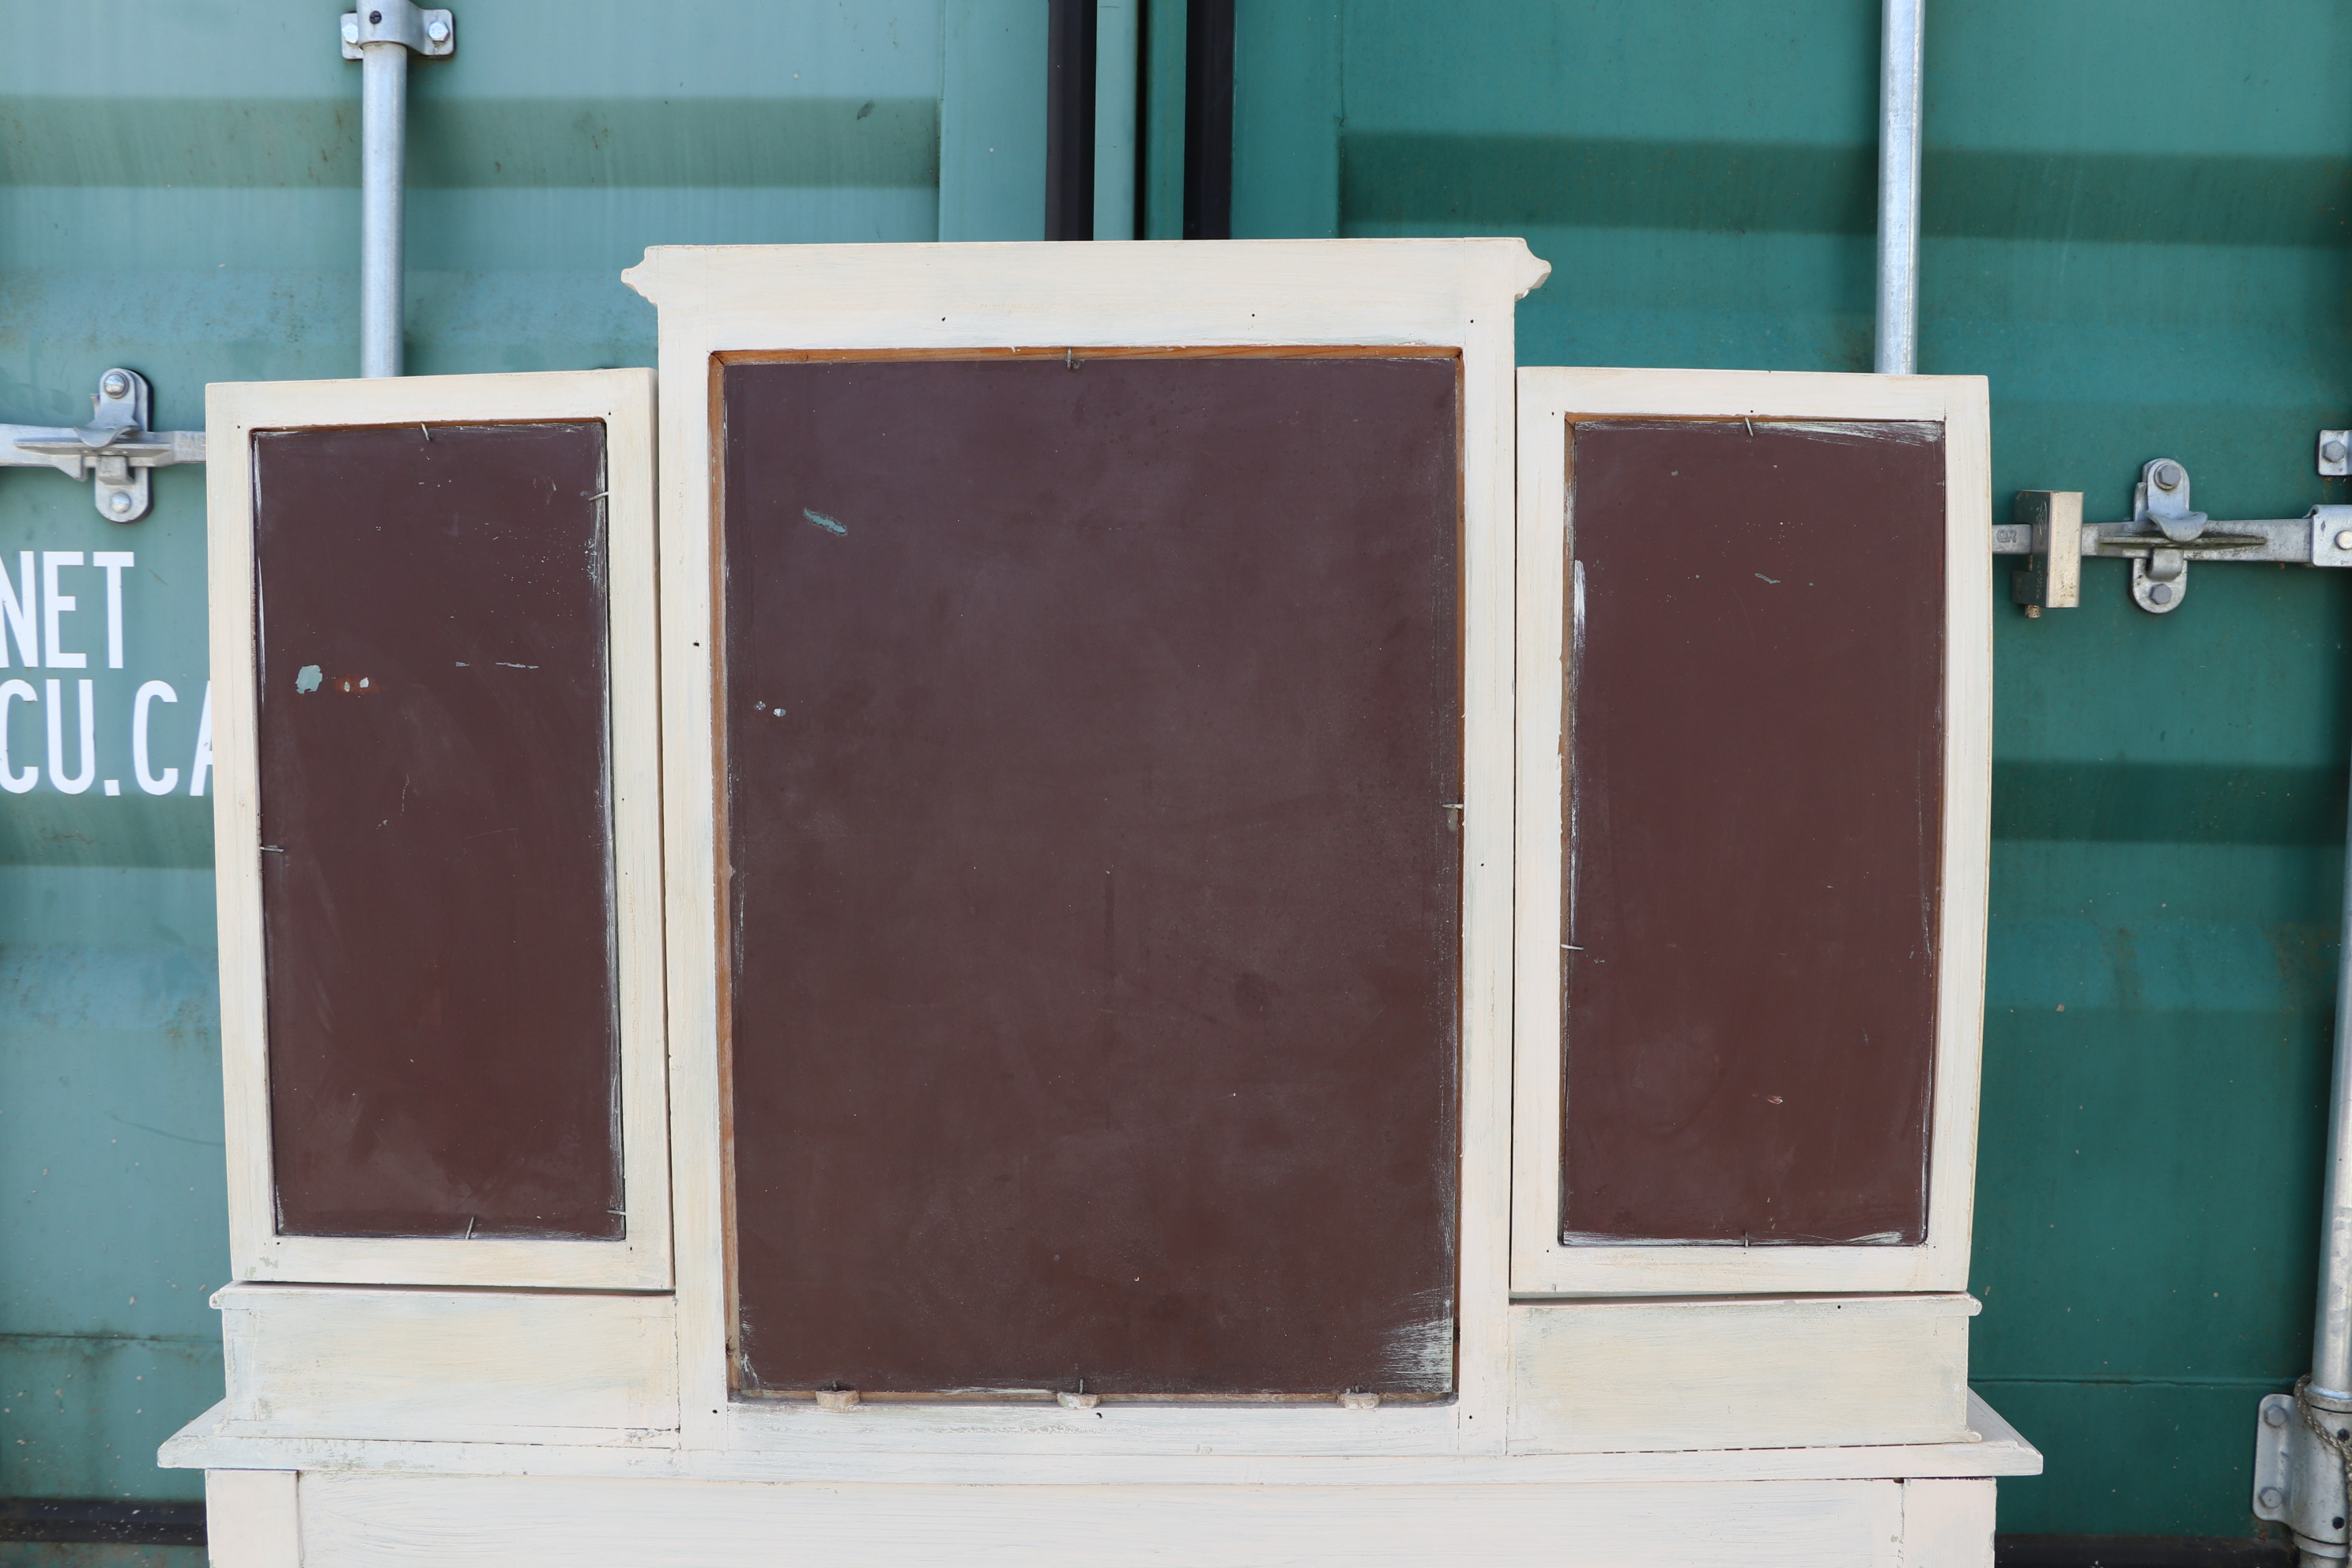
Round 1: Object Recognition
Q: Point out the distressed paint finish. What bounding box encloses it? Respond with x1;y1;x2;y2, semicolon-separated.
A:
1561;418;1946;1247
284;1472;1916;1568
719;352;1463;1398
251;423;620;1242
160;1388;2041;1487
214;1285;677;1442
628;238;1540;1457
1507;1295;1975;1453
1232;0;2352;1537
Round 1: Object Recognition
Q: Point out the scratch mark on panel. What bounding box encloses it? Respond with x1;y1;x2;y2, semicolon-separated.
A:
802;509;847;535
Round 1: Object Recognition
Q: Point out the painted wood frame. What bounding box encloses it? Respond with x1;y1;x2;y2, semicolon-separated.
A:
205;370;670;1291
621;239;1547;1454
1510;368;1993;1297
164;1387;2041;1487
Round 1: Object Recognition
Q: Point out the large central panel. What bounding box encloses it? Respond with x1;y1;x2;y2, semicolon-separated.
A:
720;352;1462;1400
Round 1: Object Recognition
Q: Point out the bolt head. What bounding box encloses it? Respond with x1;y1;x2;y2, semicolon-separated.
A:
2327;440;2348;465
2149;582;2174;605
106;492;131;515
2267;1404;2290;1427
2261;1487;2286;1510
425;17;449;41
2154;461;2183;491
2335;530;2352;552
100;371;130;399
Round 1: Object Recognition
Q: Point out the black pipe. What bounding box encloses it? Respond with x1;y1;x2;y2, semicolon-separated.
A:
1182;0;1233;239
1045;0;1098;240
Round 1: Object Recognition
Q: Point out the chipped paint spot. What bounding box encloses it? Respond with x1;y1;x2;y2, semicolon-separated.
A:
494;662;539;669
803;508;846;535
294;664;322;693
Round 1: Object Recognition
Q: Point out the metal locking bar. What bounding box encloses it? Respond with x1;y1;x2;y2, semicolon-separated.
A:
0;369;205;522
2000;449;2352;615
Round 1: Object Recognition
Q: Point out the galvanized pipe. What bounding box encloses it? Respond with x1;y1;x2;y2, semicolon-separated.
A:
1874;0;1924;375
2314;831;2352;1405
360;40;408;378
2289;773;2352;1564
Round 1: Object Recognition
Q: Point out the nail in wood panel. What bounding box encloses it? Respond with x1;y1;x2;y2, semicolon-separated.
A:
722;354;1461;1397
252;424;621;1240
1562;419;1945;1246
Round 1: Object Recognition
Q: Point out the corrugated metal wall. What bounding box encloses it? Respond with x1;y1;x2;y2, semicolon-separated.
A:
0;0;1025;1527
1227;0;2350;1537
4;0;2345;1546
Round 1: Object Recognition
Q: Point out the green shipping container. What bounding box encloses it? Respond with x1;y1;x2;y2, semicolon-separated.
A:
3;0;2343;1555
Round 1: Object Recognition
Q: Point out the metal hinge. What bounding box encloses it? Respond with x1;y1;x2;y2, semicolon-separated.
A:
2255;1385;2352;1560
0;369;205;522
2001;441;2352;616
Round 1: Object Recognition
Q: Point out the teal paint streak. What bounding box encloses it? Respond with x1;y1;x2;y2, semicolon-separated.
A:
0;0;941;103
0;1337;217;1505
937;0;1050;243
1992;764;2348;845
1342;136;2352;247
0;872;221;1506
1141;0;1187;240
1231;4;1340;239
1343;135;1875;236
1969;1382;2287;1537
0;97;939;189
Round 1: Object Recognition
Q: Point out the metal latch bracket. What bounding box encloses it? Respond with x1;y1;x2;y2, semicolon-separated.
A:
2003;439;2352;616
341;0;454;58
1;369;205;522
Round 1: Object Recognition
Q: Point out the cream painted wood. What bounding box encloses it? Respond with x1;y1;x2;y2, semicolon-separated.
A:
167;1390;2040;1488
1510;368;1994;1298
214;1283;678;1443
204;1468;300;1568
1508;1295;1976;1454
204;370;669;1291
287;1472;1907;1568
621;239;1547;1456
1902;1478;1999;1568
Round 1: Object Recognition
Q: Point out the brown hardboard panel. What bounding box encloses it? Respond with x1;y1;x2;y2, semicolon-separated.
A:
721;354;1462;1397
252;423;621;1239
1561;418;1946;1246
